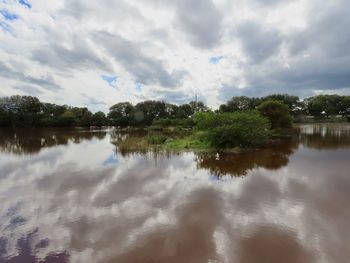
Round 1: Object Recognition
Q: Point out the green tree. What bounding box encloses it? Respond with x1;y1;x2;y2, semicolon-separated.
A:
194;111;271;148
219;96;256;112
92;111;108;126
189;101;209;112
108;102;135;127
165;103;179;119
0;108;10;126
258;100;293;129
263;94;299;113
80;111;93;127
134;100;167;126
177;104;194;118
59;110;76;126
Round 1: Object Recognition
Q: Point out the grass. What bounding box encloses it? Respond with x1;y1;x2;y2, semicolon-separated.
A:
114;130;214;153
113;130;242;153
164;132;211;151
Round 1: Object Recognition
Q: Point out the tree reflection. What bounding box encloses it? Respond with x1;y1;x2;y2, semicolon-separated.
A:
196;138;298;177
299;124;350;150
0;128;107;155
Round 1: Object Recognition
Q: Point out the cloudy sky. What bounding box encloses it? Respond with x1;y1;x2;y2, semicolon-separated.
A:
0;0;349;111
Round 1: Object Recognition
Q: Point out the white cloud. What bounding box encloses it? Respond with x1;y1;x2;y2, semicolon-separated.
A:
0;0;349;111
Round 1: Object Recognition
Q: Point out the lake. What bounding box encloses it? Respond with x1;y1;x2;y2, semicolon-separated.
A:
0;124;350;263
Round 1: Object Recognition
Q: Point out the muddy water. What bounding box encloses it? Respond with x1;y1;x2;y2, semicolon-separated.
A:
0;124;350;263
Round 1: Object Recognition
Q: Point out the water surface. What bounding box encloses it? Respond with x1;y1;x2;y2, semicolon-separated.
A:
1;124;350;263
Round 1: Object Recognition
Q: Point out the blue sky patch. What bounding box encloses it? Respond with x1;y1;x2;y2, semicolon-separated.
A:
0;21;11;32
209;55;224;64
103;154;119;166
0;9;19;21
101;74;118;88
135;82;142;91
19;0;32;8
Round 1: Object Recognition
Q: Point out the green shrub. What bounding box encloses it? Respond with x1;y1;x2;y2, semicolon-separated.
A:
152;118;194;128
193;111;271;148
258;100;293;129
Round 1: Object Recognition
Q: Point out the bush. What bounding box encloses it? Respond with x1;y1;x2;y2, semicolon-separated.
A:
258;100;292;129
194;111;271;148
152;118;195;128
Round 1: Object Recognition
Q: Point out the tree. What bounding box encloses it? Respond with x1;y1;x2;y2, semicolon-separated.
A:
134;100;167;126
340;96;350;119
219;96;255;112
108;102;135;127
80;111;93;127
165;103;180;119
0;95;42;126
263;94;299;113
177;104;194;118
92;111;108;126
59;110;76;126
189;101;209;112
258;100;292;129
0;108;10;126
194;111;271;148
304;95;344;118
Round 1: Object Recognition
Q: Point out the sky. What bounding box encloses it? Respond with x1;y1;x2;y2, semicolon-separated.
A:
0;0;350;112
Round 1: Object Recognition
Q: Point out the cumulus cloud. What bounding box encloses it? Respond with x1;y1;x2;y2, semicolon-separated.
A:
237;21;282;63
0;0;349;110
0;62;61;91
93;31;186;88
174;0;223;49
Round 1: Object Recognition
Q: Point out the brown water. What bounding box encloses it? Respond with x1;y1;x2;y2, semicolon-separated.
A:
0;124;350;263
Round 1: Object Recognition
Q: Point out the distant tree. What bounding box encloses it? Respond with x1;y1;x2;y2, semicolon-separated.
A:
339;96;350;119
258;100;292;129
0;95;42;126
177;104;194;118
134;100;167;126
304;95;344;118
219;96;255;112
189;101;209;112
80;111;93;127
165;103;180;119
92;111;108;126
59;110;76;126
0;108;10;126
262;94;299;113
108;102;135;127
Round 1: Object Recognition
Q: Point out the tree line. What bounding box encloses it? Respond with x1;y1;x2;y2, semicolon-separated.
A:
0;94;349;127
219;94;350;119
0;95;108;127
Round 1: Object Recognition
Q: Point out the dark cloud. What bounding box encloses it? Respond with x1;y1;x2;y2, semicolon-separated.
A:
32;31;111;72
252;0;293;7
219;0;350;100
93;31;186;87
12;85;44;95
174;0;223;49
81;93;106;106
0;62;61;91
137;88;191;105
62;0;143;22
238;21;282;63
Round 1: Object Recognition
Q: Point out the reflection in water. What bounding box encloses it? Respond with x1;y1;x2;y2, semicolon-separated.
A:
0;128;107;155
0;124;350;262
196;138;298;177
299;124;350;149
